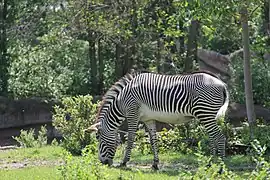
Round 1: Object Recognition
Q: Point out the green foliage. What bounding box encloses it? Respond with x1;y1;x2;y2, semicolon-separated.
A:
134;129;151;155
3;0;267;102
8;30;90;99
12;125;48;148
12;129;36;148
53;95;98;155
134;120;212;155
51;138;59;146
249;139;270;179
36;125;48;148
157;127;192;154
188;142;238;179
240;122;270;152
58;144;108;180
179;140;270;179
231;57;270;107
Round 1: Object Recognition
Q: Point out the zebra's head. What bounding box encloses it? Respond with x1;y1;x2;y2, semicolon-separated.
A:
85;122;118;166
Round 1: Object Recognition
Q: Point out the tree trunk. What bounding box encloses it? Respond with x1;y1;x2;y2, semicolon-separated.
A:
88;31;98;95
240;5;256;139
156;38;163;73
269;0;270;31
97;38;104;94
0;0;8;96
262;0;270;36
179;20;185;55
184;20;199;73
123;41;131;75
130;0;137;71
268;0;270;45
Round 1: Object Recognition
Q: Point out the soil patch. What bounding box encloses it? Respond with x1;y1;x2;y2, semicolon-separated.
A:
0;159;63;170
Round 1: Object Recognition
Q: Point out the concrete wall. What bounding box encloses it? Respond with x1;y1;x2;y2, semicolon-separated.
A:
0;97;56;129
0;97;60;146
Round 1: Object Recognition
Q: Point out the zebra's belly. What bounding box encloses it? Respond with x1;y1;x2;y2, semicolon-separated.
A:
139;104;194;124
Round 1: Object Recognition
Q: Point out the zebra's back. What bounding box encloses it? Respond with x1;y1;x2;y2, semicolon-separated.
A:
123;72;227;124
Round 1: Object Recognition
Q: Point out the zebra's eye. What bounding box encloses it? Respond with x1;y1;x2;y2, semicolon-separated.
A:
96;134;100;140
96;129;101;140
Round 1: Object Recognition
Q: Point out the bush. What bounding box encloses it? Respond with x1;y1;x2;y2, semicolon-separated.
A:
249;140;270;179
53;95;98;155
157;127;192;154
188;142;239;179
133;120;215;156
12;125;48;148
157;120;212;154
8;31;91;99
133;120;212;155
58;143;109;180
231;57;270;108
239;121;270;154
183;141;270;179
134;129;152;155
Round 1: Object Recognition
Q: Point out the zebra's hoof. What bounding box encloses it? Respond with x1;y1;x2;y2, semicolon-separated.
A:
206;163;212;168
218;167;224;174
119;162;127;168
152;164;159;170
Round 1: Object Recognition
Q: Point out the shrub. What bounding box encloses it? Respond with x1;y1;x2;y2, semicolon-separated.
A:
53;95;98;155
134;129;152;155
157;127;191;154
58;143;109;180
36;125;48;147
231;57;270;108
248;139;270;179
12;125;48;148
8;32;90;99
157;121;211;154
239;121;270;153
133;121;212;155
182;141;239;179
13;128;37;148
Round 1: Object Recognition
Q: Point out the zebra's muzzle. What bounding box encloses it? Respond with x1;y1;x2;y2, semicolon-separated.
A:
101;158;113;166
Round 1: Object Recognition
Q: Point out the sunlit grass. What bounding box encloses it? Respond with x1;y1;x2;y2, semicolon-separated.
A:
0;145;260;179
0;146;64;163
0;166;59;180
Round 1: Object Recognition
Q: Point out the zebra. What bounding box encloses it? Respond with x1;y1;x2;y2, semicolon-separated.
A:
85;70;229;170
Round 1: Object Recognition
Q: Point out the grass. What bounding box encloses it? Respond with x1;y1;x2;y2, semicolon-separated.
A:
0;145;262;180
103;167;189;180
0;166;59;180
0;145;63;162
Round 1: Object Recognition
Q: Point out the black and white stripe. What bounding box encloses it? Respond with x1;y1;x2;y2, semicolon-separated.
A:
94;71;229;169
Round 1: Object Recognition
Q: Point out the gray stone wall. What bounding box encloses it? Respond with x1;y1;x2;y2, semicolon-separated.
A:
0;97;56;129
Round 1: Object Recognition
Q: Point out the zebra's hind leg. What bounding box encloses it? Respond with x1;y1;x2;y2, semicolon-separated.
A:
144;120;159;170
120;113;139;168
197;113;226;173
198;114;226;159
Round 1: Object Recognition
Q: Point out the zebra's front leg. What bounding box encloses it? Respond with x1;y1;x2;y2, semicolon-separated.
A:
144;120;159;170
120;130;136;167
120;114;139;168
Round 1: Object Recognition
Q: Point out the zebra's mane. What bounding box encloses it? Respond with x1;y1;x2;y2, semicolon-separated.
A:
95;69;140;123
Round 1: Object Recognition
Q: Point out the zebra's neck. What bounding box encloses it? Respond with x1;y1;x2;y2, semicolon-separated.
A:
99;97;125;132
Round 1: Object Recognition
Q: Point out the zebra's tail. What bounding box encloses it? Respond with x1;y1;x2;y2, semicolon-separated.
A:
216;84;230;120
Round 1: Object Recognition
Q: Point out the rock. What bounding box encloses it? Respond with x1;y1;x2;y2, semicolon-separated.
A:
227;102;270;126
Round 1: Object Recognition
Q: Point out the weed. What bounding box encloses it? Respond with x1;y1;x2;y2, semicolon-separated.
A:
12;125;48;148
58;143;109;180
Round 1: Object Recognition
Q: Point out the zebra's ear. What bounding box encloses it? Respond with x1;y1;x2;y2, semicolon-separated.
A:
84;122;101;133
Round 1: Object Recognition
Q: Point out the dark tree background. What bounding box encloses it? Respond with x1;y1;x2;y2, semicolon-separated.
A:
0;0;269;112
